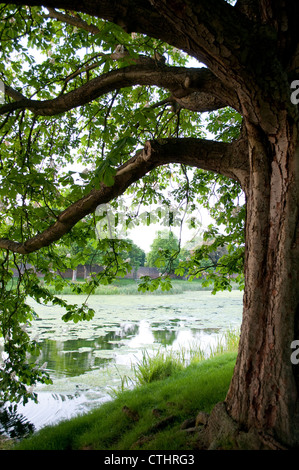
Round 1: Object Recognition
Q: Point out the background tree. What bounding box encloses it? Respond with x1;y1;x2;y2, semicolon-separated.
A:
123;240;145;272
0;0;298;449
56;237;145;279
146;230;180;274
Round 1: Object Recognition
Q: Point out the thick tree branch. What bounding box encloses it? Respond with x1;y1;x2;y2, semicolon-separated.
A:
235;0;261;22
0;137;248;254
148;0;251;65
5;0;282;124
8;1;259;81
45;7;101;34
4;84;27;102
0;65;238;116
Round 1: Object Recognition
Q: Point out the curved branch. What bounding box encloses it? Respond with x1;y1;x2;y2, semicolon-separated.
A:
0;65;238;116
0;136;248;254
45;7;101;34
4;84;27;102
10;0;251;69
148;0;251;65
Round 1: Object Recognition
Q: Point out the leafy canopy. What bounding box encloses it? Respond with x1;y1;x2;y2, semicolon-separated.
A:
0;4;244;404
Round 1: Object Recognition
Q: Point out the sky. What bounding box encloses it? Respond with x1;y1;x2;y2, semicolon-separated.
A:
94;189;218;253
126;206;215;253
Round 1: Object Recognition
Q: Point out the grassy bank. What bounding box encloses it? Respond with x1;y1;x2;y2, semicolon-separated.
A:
44;278;238;296
13;351;237;450
48;278;211;295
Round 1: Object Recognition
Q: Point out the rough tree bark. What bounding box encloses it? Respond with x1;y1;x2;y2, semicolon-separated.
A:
217;116;299;450
194;109;299;450
1;0;299;449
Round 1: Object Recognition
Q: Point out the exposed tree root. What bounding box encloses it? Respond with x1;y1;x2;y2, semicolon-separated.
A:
194;402;290;450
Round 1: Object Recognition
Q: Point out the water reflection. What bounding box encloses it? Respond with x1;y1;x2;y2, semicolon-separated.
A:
129;320;155;348
152;329;177;346
3;391;108;438
0;403;35;438
33;323;140;379
32;319;220;380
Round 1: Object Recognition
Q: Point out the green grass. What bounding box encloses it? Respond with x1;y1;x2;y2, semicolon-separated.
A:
131;349;185;386
13;352;237;450
9;276;241;296
43;278;215;296
126;327;239;388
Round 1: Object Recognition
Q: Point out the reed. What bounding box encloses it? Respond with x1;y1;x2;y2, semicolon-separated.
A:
127;327;240;387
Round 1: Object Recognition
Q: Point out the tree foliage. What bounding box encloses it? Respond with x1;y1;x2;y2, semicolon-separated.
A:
146;230;181;272
0;3;247;404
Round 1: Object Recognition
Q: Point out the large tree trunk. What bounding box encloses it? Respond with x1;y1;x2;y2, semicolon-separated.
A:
223;117;299;448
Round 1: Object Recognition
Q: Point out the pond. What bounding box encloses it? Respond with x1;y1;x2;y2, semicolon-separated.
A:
0;289;243;437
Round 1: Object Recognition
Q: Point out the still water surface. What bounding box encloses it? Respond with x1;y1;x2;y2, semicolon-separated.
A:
1;290;243;436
